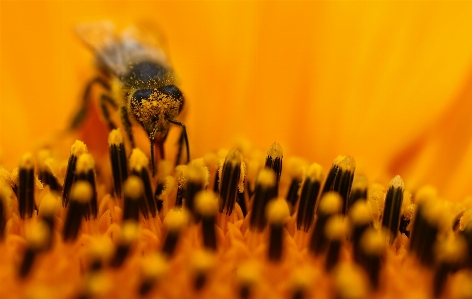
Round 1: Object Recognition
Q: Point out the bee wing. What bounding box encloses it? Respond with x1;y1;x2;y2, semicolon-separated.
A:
119;22;173;71
75;21;128;76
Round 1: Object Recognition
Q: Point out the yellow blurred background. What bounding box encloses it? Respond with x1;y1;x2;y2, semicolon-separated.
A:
2;1;472;200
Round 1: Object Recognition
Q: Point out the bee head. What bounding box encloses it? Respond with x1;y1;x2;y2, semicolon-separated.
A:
130;85;184;136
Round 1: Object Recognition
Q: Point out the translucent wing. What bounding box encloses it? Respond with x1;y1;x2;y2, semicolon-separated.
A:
75;21;128;76
119;22;172;71
76;21;172;77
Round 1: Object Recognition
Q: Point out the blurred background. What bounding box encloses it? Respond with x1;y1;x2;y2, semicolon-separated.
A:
2;1;472;200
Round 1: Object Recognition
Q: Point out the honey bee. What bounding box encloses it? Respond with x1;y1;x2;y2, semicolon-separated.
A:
72;21;189;176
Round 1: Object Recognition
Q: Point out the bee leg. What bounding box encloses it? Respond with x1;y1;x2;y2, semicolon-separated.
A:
70;77;110;130
100;94;118;130
120;106;135;148
174;130;185;166
168;119;190;164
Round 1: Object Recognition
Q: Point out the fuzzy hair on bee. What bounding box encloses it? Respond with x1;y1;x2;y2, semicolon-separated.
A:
71;21;189;176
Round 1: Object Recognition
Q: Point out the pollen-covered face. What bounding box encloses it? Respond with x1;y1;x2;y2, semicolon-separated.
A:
129;85;184;138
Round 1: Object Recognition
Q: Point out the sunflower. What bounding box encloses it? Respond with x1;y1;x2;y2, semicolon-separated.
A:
1;1;472;298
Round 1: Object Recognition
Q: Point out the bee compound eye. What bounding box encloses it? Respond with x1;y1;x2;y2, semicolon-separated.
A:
132;89;155;104
157;85;184;113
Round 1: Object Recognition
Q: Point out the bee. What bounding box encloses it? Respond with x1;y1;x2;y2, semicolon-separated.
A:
71;21;189;176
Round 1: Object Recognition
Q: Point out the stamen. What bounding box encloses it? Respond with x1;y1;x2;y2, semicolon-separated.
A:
191;250;215;291
358;228;387;289
154;178;168;213
38;194;58;249
195;191;218;251
265;142;283;196
218;149;245;215
332;263;368;299
400;202;415;238
461;222;472;268
285;157;305;215
324;216;348;271
18;153;36;219
236;261;260;299
410;187;452;266
37;150;62;193
75;153;98;220
174;165;188;207
62;140;88;207
433;236;467;297
129;148;155;218
249;168;277;232
85;237;113;272
296;163;324;232
289;268;313;299
186;160;209;218
161;209;189;258
0;183;11;240
19;222;50;278
348;200;373;264
266;197;290;262
108;129;129;198
123;176;145;221
109;220;138;268
138;253;168;296
347;174;368;212
309;192;342;255
319;155;356;215
380;175;404;243
62;181;92;242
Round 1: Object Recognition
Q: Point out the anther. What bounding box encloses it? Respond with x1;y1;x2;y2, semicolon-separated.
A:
62;140;88;207
195;191;218;251
461;221;472;268
62;181;92;242
348;200;373;264
185;161;209;218
138;253;168;296
236;261;260;299
433;236;467;297
0;183;11;240
249;168;277;232
75;153;98;220
266;198;290;262
265;142;283;196
410;187;451;266
109;220;138;268
332;263;368;299
296;163;324;232
358;228;387;289
108;128;128;198
380;175;404;243
129;149;155;218
18;153;36;219
309;192;342;255
85;237;113;272
191;250;215;291
285;157;305;215
324;216;348;271
347;174;368;212
218;149;245;215
161;209;189;258
37;150;62;193
19;222;50;278
319;155;356;215
38;194;58;249
123;176;145;221
174;165;188;207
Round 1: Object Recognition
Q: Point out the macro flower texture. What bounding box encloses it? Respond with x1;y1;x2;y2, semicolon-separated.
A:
2;1;472;299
